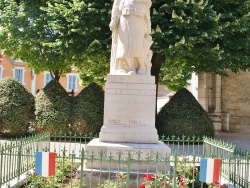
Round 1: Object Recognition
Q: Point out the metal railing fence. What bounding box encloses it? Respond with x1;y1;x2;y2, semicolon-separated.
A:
203;136;250;188
0;132;50;187
0;133;249;188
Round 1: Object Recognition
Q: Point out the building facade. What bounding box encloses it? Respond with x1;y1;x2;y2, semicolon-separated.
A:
197;71;250;133
0;55;84;95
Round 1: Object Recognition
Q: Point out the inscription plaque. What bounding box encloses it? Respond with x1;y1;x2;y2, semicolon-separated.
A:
107;119;150;127
106;148;151;160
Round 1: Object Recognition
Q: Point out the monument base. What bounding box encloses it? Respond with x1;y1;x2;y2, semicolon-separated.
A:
85;75;171;172
84;138;171;172
99;74;159;144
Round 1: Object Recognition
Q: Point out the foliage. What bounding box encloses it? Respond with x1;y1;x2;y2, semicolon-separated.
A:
174;156;201;188
78;40;110;86
151;0;223;90
0;0;111;83
151;0;249;90
25;158;81;188
35;79;71;134
140;173;171;188
159;59;192;91
211;0;250;73
41;0;112;84
0;77;35;137
99;161;226;188
70;82;104;135
1;0;248;90
75;0;112;86
140;157;226;188
0;0;71;80
156;88;214;138
98;172;127;188
34;81;104;135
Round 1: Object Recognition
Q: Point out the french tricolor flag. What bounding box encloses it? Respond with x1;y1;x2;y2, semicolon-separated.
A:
199;158;221;184
35;152;56;177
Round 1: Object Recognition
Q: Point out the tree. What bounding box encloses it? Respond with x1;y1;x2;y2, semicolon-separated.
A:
211;0;250;72
0;0;67;80
73;1;111;86
159;59;192;91
43;0;111;85
1;0;248;89
151;0;223;91
0;0;111;82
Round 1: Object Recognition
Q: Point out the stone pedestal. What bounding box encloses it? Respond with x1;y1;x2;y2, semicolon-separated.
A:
85;138;171;172
85;75;171;172
99;74;158;143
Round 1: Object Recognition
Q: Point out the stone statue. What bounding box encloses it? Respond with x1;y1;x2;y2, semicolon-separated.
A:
109;0;153;75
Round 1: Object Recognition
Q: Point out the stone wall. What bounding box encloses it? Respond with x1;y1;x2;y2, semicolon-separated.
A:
221;71;250;133
197;72;250;133
198;73;222;131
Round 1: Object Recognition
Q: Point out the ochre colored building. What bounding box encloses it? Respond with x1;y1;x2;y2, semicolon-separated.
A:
0;55;84;95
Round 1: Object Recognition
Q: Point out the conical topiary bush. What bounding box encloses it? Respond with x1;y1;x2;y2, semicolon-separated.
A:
71;83;104;135
35;79;71;134
0;77;35;137
156;88;214;138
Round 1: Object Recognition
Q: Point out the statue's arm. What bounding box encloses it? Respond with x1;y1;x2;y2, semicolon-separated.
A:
109;17;119;32
144;0;152;35
109;0;122;31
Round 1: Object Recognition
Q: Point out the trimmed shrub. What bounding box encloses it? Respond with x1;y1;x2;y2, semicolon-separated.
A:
35;79;71;134
0;77;35;137
156;88;214;138
71;83;104;135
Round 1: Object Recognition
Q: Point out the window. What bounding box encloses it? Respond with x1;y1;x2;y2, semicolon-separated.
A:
67;74;77;91
14;68;24;84
44;72;53;86
0;66;2;80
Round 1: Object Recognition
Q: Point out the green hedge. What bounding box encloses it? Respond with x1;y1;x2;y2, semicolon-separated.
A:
35;80;71;134
0;77;35;137
71;83;104;135
156;88;214;138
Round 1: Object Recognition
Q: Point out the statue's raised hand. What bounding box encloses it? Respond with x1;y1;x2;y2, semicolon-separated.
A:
109;17;118;31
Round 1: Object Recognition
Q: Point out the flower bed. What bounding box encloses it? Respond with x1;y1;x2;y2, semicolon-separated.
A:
22;158;82;188
98;156;227;188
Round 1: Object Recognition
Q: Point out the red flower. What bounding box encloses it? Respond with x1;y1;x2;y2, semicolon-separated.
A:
142;173;155;181
140;183;146;188
161;181;169;187
179;181;185;187
220;185;227;188
213;181;220;185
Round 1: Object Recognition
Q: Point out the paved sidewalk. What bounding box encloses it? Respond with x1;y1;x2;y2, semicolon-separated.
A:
215;132;250;151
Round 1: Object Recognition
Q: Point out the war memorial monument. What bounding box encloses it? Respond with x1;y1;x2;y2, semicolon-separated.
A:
85;0;171;172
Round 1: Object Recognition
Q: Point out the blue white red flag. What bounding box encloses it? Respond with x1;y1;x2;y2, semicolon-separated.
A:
35;152;56;176
199;158;221;184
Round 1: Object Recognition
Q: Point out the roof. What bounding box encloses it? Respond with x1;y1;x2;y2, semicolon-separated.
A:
8;57;26;65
